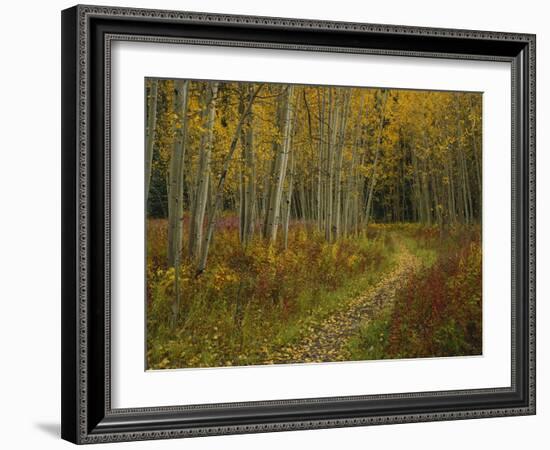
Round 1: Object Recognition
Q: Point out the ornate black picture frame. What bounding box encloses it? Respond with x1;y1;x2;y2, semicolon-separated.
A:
61;4;536;444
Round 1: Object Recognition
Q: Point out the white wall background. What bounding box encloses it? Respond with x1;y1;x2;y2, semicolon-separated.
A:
0;0;546;448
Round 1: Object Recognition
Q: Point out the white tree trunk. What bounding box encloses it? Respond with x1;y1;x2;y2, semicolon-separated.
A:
266;85;295;244
333;90;351;240
190;83;219;262
197;84;263;273
167;80;189;266
364;90;388;227
145;79;158;206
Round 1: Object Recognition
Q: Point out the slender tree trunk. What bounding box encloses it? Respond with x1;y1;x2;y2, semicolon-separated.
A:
238;158;245;242
190;83;219;262
243;86;257;244
266;85;295;244
325;88;339;242
354;132;367;236
237;89;247;244
262;86;284;238
302;88;315;224
167;80;189;266
236;85;257;245
422;159;432;225
411;145;422;222
299;184;307;222
333;90;350;240
316;88;325;232
344;94;365;236
471;131;482;219
166;80;189;328
145;79;158;206
444;144;456;225
364;90;389;227
282;145;295;249
196;84;263;273
421;133;432;225
455;98;471;224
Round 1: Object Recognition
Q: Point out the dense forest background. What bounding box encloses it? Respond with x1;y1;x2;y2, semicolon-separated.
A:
146;79;482;369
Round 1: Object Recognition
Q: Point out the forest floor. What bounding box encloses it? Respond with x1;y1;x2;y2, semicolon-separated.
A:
147;223;481;369
268;236;423;364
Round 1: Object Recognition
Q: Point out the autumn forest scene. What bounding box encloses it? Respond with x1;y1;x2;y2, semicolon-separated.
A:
145;78;482;370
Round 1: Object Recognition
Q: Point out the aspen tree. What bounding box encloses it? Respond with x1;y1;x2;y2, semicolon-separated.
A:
145;78;158;205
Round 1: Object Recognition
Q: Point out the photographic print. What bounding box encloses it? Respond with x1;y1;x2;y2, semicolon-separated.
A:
61;8;535;442
145;78;482;370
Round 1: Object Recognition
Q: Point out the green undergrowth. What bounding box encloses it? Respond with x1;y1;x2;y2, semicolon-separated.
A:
147;222;481;368
147;223;397;369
